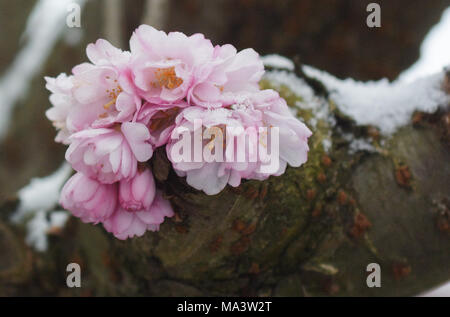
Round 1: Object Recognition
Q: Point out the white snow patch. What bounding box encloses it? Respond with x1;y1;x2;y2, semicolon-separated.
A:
12;163;72;252
264;68;335;152
13;163;72;222
303;65;449;135
0;0;85;140
349;139;376;154
26;210;69;252
322;138;332;153
25;210;49;252
264;70;334;126
264;70;316;101
400;7;450;83
420;281;450;297
262;54;295;71
340;132;378;154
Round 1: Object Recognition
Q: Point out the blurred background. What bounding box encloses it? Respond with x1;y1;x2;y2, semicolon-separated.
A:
0;0;449;295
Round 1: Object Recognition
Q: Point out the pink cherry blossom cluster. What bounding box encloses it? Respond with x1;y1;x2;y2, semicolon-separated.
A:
45;25;312;240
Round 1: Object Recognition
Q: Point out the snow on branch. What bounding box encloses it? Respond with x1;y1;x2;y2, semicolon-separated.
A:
303;65;450;135
12;163;72;251
0;0;85;140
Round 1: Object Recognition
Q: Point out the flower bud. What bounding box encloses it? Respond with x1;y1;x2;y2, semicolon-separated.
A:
103;191;174;240
60;172;117;223
119;168;156;212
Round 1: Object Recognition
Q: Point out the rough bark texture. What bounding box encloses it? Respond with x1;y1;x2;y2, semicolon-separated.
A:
0;64;449;296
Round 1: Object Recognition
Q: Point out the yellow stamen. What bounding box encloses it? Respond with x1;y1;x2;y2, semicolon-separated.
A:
103;100;115;110
103;85;123;110
152;67;183;90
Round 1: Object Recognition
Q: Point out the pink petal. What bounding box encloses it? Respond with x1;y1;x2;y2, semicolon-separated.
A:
121;122;153;162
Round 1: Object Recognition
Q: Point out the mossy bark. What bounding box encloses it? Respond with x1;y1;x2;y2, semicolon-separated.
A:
0;65;449;297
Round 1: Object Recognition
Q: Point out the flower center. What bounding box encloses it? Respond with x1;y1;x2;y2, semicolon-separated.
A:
104;85;123;110
152;67;183;90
